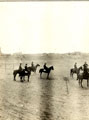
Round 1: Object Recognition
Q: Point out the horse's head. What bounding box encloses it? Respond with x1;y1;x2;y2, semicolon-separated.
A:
51;66;54;70
79;66;83;71
78;66;83;74
36;64;40;67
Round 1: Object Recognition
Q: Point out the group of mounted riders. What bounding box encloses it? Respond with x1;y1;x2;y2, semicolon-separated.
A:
70;62;89;87
13;62;54;82
19;62;48;74
19;62;34;73
73;62;89;78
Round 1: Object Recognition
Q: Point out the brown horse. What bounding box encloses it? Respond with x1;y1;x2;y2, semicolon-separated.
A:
13;69;31;82
78;68;89;87
39;66;54;79
28;64;40;73
70;66;82;80
78;69;89;88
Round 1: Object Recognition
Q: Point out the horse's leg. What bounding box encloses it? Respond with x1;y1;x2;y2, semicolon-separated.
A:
78;79;80;85
40;72;42;78
20;76;22;82
70;71;73;78
47;73;49;79
28;75;29;82
76;74;78;80
23;76;25;81
14;73;17;81
81;79;83;88
70;70;71;77
70;70;72;77
34;68;36;73
14;74;16;81
72;73;73;78
87;79;88;87
20;76;23;82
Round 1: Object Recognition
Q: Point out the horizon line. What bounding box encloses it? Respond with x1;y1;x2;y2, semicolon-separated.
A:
1;51;89;55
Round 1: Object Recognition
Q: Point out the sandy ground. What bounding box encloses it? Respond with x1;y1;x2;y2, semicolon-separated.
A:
0;54;89;120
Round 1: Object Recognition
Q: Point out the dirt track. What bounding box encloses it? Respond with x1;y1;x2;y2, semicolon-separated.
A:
0;55;89;120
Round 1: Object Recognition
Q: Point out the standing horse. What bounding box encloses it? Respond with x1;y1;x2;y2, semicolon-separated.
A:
19;69;31;82
28;64;40;73
78;71;89;88
39;66;54;79
70;66;82;80
13;69;20;81
13;69;31;82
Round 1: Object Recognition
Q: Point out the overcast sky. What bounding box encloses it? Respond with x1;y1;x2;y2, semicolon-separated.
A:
0;2;89;54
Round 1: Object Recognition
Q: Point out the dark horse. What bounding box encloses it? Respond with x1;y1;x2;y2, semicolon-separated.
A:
70;66;82;80
28;64;40;73
39;66;54;79
78;72;89;88
13;69;31;82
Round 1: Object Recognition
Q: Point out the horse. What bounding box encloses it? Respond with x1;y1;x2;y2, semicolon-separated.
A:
39;66;54;79
19;69;31;82
78;71;89;88
28;64;40;73
13;69;31;82
70;66;83;80
13;69;21;81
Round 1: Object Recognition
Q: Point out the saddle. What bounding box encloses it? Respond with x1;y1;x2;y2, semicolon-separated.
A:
43;69;47;72
25;71;28;73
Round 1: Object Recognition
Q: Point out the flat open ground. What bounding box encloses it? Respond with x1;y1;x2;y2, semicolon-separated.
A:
0;53;89;120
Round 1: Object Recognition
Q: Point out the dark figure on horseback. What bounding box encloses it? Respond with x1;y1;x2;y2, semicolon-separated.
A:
25;64;28;73
19;63;23;71
83;62;88;78
43;63;48;71
39;64;54;79
77;62;89;88
31;61;34;67
74;62;77;71
19;63;23;76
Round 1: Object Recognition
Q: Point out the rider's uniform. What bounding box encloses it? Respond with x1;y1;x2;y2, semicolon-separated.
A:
83;63;88;78
43;64;47;71
25;64;28;73
74;63;77;71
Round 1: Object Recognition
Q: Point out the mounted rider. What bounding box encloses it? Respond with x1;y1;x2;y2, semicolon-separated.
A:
31;61;34;67
83;62;88;78
25;64;28;73
19;63;23;76
43;63;48;71
74;62;77;71
19;63;23;71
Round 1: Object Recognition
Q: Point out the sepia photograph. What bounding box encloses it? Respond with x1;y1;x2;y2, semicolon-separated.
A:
0;1;89;120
